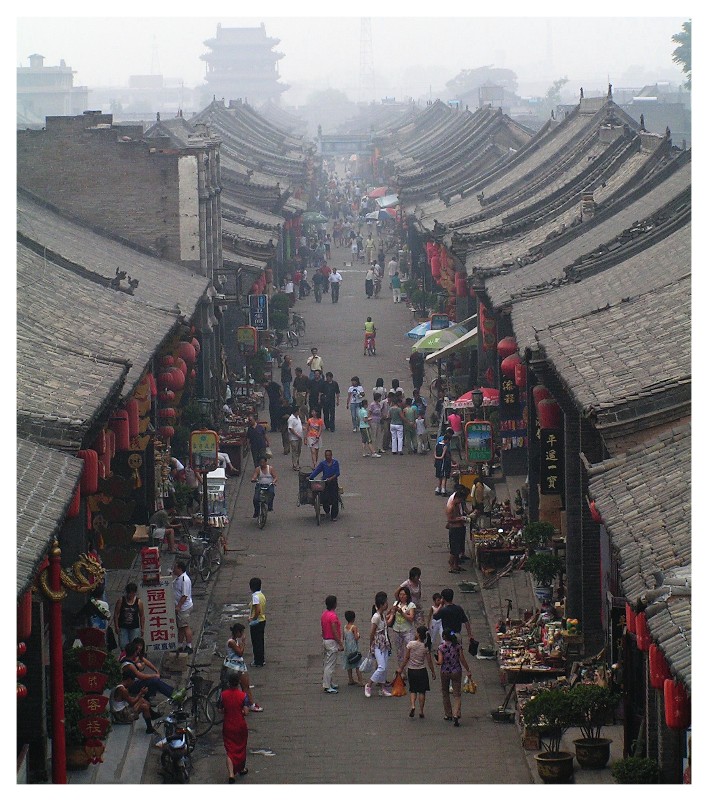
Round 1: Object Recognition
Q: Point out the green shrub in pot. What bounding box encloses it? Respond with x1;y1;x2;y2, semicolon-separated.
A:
521;521;555;549
611;756;662;784
525;552;563;587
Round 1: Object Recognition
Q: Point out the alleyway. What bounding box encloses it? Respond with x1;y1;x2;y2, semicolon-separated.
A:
142;232;533;784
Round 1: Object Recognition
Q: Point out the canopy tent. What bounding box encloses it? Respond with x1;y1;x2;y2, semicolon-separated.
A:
365;209;396;221
411;315;476;353
301;211;328;223
425;326;478;362
405;320;431;340
376;194;399;208
451;387;500;408
366;186;388;198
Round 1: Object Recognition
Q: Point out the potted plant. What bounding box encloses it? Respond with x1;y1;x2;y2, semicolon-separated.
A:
522;688;576;783
521;521;555;552
569;684;619;769
611;756;662;784
525;552;563;601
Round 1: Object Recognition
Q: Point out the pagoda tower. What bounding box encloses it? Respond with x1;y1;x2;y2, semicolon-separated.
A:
200;23;288;107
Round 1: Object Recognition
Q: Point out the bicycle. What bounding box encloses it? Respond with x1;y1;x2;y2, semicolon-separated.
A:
254;483;270;529
182;663;216;737
184;527;222;583
291;313;306;335
364;333;376;356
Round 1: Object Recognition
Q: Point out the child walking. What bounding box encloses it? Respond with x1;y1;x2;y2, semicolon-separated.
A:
415;408;428;454
343;611;364;685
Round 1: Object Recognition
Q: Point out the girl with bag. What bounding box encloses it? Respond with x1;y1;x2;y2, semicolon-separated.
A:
223;623;263;712
396;625;436;718
436;630;473;726
364;592;393;698
342;610;364;686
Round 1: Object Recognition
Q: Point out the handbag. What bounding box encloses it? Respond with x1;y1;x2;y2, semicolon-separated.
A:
359;653;376;673
346;651;362;667
463;675;477;694
468;637;479;656
390;673;407;697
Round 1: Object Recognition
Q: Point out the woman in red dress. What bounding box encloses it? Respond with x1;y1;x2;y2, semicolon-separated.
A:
222;671;250;782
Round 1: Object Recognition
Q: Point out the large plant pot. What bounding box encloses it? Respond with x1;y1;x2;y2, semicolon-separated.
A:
535;751;574;783
574;738;612;769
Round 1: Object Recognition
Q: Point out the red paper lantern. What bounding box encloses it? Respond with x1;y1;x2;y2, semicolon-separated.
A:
497;336;518;359
17;642;27;657
157;371;174;390
170;367;185;391
158;407;176;419
532;385;552;407
191;338;201;356
514;362;527;388
17;661;27;679
625;603;636;634
77;450;99;494
147;372;157;398
126;399;139;438
500;352;521;377
649;643;671;689
158;390;175;403
77;672;109;694
174;357;188;376
178;341;197;365
635;611;650;651
454;271;468;296
537;398;562;430
67;485;81;518
17;591;32;640
92;429;106;455
109;411;130;451
664;680;690;729
159;426;175;439
161;355;175;367
17;684;28;700
430;256;441;278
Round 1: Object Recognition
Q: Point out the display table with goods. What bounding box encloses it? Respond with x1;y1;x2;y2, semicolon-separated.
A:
471;526;525;568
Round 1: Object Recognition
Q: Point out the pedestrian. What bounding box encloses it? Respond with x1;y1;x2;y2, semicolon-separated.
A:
396;625;436;718
403;397;418;454
369;392;383;453
364;591;393;698
222;671;250;782
310;449;341;521
358;399;380;457
391;271;402;302
388;394;405;455
388;585;417;673
321;595;344;694
250;456;277;517
427;593;444;651
372;260;383;298
365;234;375;263
293;368;310;420
306;408;325;468
346;376;365;432
365;265;374;299
387;255;399;285
409;351;425;391
222;623;263;712
280;355;293;403
343;611;364;686
436;630;473;726
470;477;485;515
148;508;177;553
329;266;342;302
109;672;155;733
380;391;392;451
445;485;470;573
391;377;405;397
113;582;145;650
172;561;193;654
119;639;175;700
284;274;295;307
432;588;474;644
415;407;429;454
374;377;388;398
306;347;324;380
287;404;304;471
351;238;359;263
248;577;266;667
246;415;269;464
321;371;340;432
434;432;452;495
399;567;424;625
307;368;326;413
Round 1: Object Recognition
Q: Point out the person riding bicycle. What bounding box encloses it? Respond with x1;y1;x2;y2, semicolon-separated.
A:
364;317;376;355
251;456;277;518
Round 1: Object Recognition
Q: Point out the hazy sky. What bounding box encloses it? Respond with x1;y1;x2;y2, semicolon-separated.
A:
16;3;690;104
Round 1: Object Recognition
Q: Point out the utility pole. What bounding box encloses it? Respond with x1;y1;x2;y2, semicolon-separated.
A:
359;18;375;104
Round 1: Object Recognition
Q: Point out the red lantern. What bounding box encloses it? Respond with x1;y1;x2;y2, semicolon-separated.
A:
157;371;174;390
497;336;518;359
17;642;27;657
158;390;175;403
158;407;176;419
532;385;552;407
664;679;690;729
430;256;441;278
147;372;158;398
92;429;106;455
17;592;32;640
635;611;650;651
191;338;201;356
500;352;521;377
77;450;99;494
159;426;175;439
589;500;602;524
170;367;185;391
649;643;671;689
109;411;130;451
17;684;28;700
625;602;636;634
76;628;108;648
126;399;139;438
17;661;27;679
514;362;527;388
454;271;468;296
178;341;196;365
537;398;562;430
174;357;188;377
67;484;81;518
161;355;175;367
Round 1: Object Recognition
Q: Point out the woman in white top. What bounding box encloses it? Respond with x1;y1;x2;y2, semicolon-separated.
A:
387;586;416;674
364;592;393;698
251;457;277;517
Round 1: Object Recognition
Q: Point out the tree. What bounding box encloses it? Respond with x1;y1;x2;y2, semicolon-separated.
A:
545;76;569;107
672;20;691;90
445;66;518;97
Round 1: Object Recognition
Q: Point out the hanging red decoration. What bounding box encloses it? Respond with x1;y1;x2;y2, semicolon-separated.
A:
497;336;518;360
78;716;110;739
126;399;139;438
158;407;176;419
67;485;81;518
430;256;441;278
159;426;175;439
97;460;106;479
537;398;562;430
109;411;130;451
589;500;603;524
514;362;527;388
18;642;27;657
664;679;690;729
532;385;552;407
78;648;107;672
17;661;27;679
147;373;157;398
454;272;468;296
17;684;28;700
174;357;188;377
169;367;185;390
625;603;636;634
17;593;32;640
77;450;99;494
83;739;106;765
500;352;521;377
157;371;175;390
635;611;650;651
440;247;448;270
649;644;671;689
479;303;497;352
158;390;175;403
178;341;197;365
160;355;175;368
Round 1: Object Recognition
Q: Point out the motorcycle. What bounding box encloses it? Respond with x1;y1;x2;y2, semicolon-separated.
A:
154;690;195;783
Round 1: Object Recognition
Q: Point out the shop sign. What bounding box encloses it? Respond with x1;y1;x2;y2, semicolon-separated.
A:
140;579;178;653
237;325;258;355
190;429;219;473
465;420;493;462
500;376;519;409
539;428;564;494
249;294;269;330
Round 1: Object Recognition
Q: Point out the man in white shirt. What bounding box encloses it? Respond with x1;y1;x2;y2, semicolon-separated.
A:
173;561;194;654
307;348;324;380
287;405;304;471
329;267;342;303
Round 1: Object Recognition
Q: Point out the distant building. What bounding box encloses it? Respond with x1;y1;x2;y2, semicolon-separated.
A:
200;23;288;107
17;54;88;127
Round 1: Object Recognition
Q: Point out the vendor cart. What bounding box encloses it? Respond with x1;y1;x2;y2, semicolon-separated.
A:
296;470;344;526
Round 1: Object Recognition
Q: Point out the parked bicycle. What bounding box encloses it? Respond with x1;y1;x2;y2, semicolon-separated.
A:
291;312;306;335
184;526;222;583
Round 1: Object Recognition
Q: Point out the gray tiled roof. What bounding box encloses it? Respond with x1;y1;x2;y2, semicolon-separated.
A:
17;438;83;596
537;276;690;418
18;242;185;400
485;159;691;307
17;193;210;317
587;424;690;688
511;221;691;354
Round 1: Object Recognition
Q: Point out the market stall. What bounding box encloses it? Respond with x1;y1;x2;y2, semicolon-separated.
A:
219;379;264;473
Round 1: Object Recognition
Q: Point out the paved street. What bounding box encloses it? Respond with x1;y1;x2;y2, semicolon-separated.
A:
142;236;533;784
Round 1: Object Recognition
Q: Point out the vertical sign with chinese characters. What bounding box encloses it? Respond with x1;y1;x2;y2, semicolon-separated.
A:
249;294;269;331
190;429;219;473
140;579;178;653
539;428;564;494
